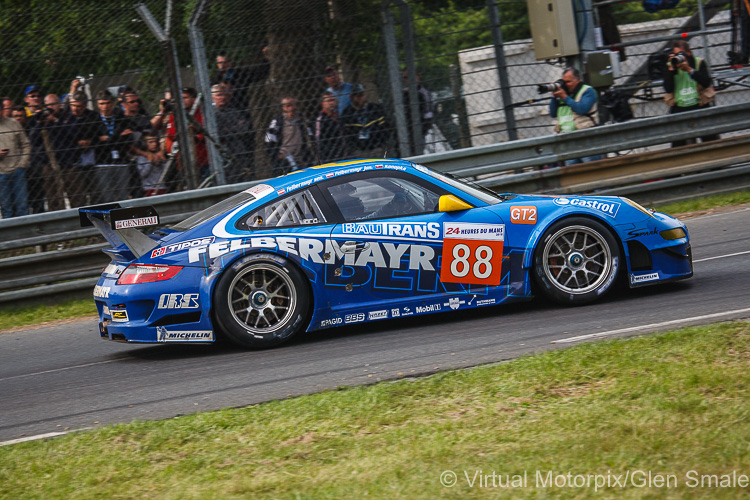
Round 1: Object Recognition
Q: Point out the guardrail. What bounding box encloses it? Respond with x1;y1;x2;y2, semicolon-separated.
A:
2;102;750;305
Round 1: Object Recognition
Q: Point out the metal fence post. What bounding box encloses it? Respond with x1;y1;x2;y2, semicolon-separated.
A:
382;1;411;157
486;0;517;141
449;64;471;149
395;0;423;155
135;3;198;190
188;0;226;186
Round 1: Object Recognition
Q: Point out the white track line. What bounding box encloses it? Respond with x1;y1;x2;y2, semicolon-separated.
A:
553;308;750;344
0;359;118;382
0;431;70;447
694;250;750;263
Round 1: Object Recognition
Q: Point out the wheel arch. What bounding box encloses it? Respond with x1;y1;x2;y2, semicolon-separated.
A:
523;212;625;271
209;250;316;333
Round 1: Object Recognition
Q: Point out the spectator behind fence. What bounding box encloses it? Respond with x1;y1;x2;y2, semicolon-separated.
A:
341;84;389;159
265;95;314;176
11;106;27;128
662;40;719;147
315;91;348;164
65;92;100;207
211;50;270;111
24;94;49;214
212;83;255;182
23;86;43;117
136;132;168;197
402;70;434;156
2;97;14;119
121;90;155;197
164;87;210;182
29;94;79;211
92;90;134;203
0;111;31;218
324;66;354;115
548;67;601;165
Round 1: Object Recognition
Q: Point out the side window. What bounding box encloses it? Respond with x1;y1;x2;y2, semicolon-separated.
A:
326;177;441;221
239;189;326;229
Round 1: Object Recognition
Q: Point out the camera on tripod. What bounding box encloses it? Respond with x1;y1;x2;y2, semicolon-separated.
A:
537;79;566;94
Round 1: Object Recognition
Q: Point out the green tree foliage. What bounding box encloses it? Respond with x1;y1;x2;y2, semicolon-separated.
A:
0;0;188;103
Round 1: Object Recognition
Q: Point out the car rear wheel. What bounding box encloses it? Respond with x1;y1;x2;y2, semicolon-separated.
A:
213;255;309;348
532;217;621;304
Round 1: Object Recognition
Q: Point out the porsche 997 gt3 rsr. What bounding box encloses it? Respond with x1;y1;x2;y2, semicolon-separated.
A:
80;159;692;348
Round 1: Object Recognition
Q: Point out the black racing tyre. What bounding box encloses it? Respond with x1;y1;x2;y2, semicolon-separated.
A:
532;217;621;305
212;254;310;348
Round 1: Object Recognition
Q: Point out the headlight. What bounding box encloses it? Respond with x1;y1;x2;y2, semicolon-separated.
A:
623;198;655;217
660;228;686;240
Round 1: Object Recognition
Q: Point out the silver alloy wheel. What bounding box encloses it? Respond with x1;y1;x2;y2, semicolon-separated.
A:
541;224;613;295
227;264;296;335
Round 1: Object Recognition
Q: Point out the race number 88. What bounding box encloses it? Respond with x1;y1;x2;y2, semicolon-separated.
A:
441;238;504;286
450;244;493;279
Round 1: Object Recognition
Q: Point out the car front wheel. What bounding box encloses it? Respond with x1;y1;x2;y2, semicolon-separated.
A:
532;217;621;304
213;255;310;348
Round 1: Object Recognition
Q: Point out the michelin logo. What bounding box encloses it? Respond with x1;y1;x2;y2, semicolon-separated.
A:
157;327;214;342
554;197;621;218
631;272;659;284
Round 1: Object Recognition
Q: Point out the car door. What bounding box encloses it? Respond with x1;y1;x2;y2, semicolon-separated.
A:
319;170;507;321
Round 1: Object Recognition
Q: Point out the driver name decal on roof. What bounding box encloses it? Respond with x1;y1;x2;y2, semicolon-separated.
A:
553;197;621;217
342;222;440;240
441;222;505;286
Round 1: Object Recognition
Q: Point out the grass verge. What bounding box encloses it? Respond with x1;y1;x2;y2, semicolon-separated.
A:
653;189;750;214
2;321;749;498
0;298;96;332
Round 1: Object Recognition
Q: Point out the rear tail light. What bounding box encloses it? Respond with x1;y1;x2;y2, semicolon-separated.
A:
117;264;183;285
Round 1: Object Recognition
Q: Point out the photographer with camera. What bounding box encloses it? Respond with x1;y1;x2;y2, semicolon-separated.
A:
547;67;601;165
662;40;718;147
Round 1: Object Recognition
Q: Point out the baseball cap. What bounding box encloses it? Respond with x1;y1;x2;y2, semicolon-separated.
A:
24;85;40;96
351;83;365;94
324;66;337;75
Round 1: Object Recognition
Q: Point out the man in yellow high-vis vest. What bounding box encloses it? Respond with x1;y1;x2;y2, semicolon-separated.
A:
549;67;601;165
662;40;718;147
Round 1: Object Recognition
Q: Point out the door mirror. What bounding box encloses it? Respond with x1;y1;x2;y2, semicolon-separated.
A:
438;194;473;212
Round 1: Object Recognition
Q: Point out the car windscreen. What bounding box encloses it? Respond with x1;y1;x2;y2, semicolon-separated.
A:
412;163;502;205
172;191;256;231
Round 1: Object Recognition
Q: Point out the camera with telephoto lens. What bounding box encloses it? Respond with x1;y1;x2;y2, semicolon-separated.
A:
39;107;56;119
160;99;173;113
669;52;688;68
537;79;566;94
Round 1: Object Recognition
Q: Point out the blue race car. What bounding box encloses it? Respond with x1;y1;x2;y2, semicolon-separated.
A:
79;159;692;348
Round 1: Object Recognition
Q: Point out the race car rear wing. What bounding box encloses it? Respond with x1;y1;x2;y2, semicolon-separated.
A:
79;204;160;259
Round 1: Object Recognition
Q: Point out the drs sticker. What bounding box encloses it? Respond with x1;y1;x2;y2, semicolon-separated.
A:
440;222;505;285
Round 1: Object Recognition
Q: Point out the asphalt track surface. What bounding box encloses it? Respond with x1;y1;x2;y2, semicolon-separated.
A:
1;206;749;443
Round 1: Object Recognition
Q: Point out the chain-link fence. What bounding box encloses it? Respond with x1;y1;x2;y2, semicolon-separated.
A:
1;0;748;220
